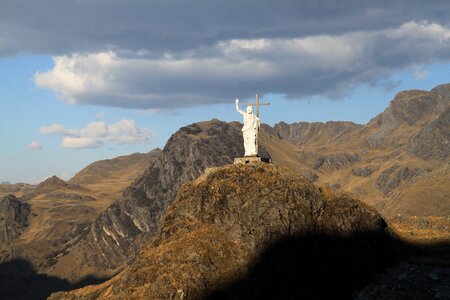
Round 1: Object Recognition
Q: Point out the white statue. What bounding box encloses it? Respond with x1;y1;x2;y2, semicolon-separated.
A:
235;98;260;156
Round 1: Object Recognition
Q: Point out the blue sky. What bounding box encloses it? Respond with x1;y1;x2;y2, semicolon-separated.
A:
1;1;450;183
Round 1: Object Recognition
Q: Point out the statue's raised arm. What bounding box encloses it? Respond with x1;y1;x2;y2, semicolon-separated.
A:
235;98;245;116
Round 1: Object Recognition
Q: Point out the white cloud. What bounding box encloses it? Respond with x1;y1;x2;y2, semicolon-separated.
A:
27;140;42;150
61;137;103;149
80;121;109;138
39;124;75;136
34;21;450;109
107;119;148;144
40;119;152;149
414;69;429;80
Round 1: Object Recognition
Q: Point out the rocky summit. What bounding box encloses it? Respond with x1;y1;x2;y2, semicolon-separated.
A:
50;163;397;300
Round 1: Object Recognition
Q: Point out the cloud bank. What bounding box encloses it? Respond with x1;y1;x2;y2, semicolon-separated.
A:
2;1;449;57
2;1;449;109
40;119;151;149
35;22;450;109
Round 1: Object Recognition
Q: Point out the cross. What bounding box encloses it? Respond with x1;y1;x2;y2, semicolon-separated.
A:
243;93;270;155
243;93;270;118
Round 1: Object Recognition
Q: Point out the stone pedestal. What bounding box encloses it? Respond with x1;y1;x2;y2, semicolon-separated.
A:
234;156;271;164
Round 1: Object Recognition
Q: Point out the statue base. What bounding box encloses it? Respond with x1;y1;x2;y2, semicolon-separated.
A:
234;156;271;164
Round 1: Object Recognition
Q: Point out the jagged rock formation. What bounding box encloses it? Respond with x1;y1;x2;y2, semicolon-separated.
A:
0;195;30;244
0;195;30;261
296;150;360;171
49;120;248;281
274;121;361;145
50;163;396;300
409;107;450;161
375;165;430;195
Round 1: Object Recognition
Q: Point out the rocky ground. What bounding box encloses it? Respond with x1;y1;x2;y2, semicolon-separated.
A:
356;262;450;300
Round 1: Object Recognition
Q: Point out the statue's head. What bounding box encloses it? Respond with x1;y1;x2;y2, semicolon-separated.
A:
246;106;253;114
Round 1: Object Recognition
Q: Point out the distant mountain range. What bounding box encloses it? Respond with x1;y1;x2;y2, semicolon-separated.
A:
0;149;161;273
0;83;448;298
262;83;449;219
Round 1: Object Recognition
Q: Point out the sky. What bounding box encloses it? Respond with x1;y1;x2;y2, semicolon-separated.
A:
1;0;450;184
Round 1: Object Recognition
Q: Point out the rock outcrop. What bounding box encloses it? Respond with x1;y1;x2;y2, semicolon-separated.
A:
408;107;450;161
50;163;397;299
0;195;30;261
274;121;361;146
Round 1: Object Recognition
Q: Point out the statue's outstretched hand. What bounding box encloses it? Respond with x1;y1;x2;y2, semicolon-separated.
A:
235;98;239;104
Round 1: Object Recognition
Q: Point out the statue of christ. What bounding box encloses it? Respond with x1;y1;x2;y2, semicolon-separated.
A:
235;98;260;156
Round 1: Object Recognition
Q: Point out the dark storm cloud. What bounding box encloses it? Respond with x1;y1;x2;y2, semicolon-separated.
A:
1;0;449;56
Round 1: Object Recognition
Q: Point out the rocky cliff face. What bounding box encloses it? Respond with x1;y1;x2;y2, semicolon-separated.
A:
50;163;396;300
274;121;361;146
0;195;30;261
408;107;450;161
49;120;247;281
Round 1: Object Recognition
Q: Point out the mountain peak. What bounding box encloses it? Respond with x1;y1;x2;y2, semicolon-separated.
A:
38;176;68;189
388;85;449;126
431;83;450;99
